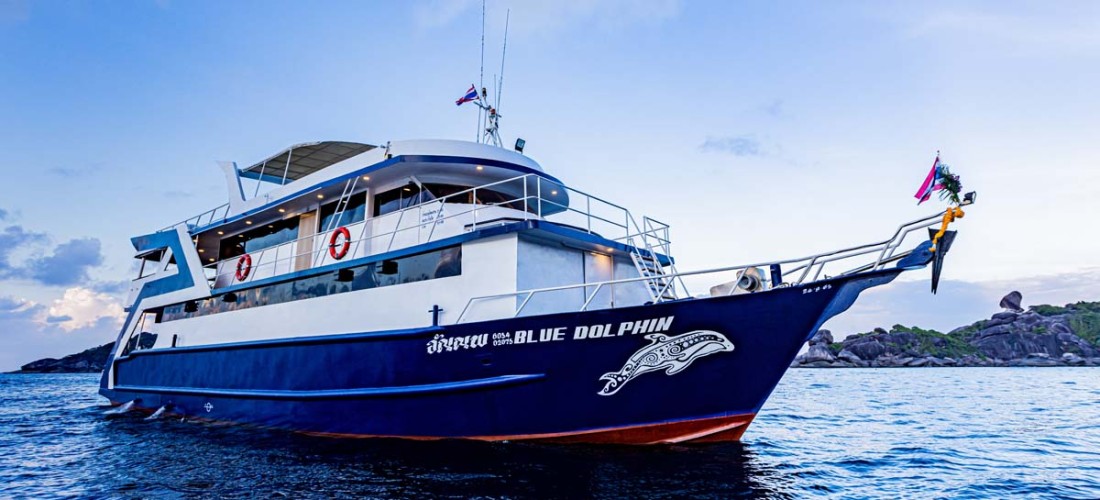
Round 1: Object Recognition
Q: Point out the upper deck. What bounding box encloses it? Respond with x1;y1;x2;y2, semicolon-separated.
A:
128;139;678;309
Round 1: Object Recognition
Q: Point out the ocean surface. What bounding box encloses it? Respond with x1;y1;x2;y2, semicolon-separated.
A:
2;369;1098;499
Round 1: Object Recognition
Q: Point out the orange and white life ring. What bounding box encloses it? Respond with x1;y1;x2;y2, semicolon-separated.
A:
235;254;252;281
329;226;351;260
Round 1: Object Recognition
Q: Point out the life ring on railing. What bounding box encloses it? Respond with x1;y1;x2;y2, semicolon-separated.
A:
329;226;351;260
235;254;252;282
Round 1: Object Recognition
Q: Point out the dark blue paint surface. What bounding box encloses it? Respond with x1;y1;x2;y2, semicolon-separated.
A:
102;271;900;438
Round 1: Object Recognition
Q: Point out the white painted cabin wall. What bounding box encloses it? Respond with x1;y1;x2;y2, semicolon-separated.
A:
150;234;519;348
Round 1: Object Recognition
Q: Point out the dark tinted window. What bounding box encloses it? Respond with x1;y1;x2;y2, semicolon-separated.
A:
219;217;300;260
320;194;367;230
163;246;462;322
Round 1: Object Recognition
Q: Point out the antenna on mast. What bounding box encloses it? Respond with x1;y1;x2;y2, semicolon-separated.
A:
458;6;509;147
496;9;509;111
477;0;486;143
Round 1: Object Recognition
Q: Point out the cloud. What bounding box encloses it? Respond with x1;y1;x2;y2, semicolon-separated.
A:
24;238;105;286
45;287;125;332
0;292;122;371
0;211;107;287
0;296;44;320
0;225;48;277
700;135;763;157
91;279;130;295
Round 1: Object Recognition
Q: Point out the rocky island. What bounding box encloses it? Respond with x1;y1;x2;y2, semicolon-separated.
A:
11;342;114;374
793;293;1100;368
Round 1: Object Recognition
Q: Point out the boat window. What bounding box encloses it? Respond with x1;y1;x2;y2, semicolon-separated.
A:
373;182;529;217
218;217;300;260
374;183;433;216
161;246;462;322
319;194;367;230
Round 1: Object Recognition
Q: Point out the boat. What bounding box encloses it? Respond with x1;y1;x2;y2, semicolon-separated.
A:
98;138;974;443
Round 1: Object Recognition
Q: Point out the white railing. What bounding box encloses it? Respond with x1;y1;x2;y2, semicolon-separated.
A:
203;173;671;288
454;208;956;323
164;204;231;233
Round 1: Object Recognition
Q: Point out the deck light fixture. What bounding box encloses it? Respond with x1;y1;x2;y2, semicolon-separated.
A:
476;165;484;171
198;249;204;253
278;208;286;213
208;258;215;262
317;194;325;199
362;176;370;181
551;190;558;195
217;231;224;235
245;220;252;225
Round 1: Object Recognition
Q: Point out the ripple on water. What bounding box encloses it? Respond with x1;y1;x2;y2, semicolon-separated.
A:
2;369;1100;498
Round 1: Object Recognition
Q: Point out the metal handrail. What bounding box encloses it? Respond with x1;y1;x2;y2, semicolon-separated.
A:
454;208;952;323
200;173;659;287
163;203;231;233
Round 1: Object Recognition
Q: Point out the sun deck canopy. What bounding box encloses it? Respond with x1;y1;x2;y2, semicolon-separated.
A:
239;141;377;185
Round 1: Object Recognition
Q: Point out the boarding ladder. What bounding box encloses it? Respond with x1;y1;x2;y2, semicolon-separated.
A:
313;177;359;266
627;217;683;302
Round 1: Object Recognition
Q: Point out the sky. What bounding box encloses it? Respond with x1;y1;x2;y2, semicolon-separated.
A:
1;0;1098;371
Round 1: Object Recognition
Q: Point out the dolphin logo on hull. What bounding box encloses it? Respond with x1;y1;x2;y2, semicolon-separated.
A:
598;330;735;396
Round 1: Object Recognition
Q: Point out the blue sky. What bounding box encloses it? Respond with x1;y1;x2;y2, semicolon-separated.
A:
1;0;1098;370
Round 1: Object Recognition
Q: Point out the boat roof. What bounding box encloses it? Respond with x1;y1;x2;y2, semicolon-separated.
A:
239;141;377;185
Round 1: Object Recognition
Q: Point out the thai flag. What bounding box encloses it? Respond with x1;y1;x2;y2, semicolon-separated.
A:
455;85;479;106
914;155;943;205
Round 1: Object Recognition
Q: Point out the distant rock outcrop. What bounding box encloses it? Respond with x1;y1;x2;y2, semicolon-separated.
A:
12;342;114;374
999;291;1024;313
792;294;1100;368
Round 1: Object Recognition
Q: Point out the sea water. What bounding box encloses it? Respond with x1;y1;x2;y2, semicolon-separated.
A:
1;369;1097;498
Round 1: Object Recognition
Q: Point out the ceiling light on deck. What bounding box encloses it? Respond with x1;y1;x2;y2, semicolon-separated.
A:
198;249;204;253
278;208;286;213
317;194;325;199
208;258;215;262
245;220;253;225
551;190;558;195
362;175;370;181
606;247;614;253
217;231;224;235
476;165;484;171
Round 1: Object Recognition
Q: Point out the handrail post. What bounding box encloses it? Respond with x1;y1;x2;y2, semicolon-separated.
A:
581;283;604;311
515;291;535;317
586;196;592;233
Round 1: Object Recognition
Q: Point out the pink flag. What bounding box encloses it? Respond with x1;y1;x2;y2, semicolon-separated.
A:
914;155;940;205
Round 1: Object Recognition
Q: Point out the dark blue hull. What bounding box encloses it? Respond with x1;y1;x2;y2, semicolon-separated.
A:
100;270;899;443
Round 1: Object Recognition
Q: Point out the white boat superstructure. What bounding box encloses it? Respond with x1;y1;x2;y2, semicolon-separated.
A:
120;139;682;354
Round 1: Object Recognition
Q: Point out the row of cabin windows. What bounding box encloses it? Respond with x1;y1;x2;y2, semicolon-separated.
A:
164;246;461;322
217;183;526;261
374;182;528;216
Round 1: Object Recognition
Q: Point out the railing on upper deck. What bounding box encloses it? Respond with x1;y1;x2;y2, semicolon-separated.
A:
201;173;674;289
164;203;231;233
454;209;955;323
